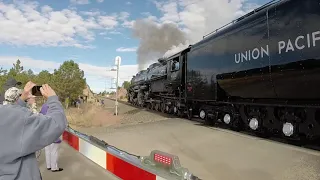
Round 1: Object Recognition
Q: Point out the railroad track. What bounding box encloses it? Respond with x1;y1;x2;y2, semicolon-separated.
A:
104;97;320;152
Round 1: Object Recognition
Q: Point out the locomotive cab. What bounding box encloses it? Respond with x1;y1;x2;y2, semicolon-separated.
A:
166;55;180;95
165;47;190;97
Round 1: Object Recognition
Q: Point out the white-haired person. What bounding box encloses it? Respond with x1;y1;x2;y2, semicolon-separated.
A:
0;82;67;180
2;86;22;105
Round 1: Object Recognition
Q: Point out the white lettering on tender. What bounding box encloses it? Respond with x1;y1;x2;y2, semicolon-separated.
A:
234;46;269;63
235;30;320;64
312;31;320;47
295;36;305;50
278;31;320;54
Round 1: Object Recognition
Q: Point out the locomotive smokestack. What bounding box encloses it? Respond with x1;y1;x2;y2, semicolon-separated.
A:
132;19;187;70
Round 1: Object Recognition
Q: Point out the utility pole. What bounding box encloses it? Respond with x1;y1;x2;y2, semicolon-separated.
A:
111;56;121;116
104;79;107;94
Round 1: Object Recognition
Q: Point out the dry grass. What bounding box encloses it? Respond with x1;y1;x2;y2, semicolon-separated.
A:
66;104;94;127
65;103;121;128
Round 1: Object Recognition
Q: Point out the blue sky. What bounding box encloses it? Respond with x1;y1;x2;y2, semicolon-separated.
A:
0;0;270;92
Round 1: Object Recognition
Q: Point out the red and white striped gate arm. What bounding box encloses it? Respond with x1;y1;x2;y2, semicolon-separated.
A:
62;127;200;180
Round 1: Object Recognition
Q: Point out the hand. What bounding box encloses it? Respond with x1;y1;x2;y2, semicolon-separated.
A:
20;81;36;101
40;84;56;98
27;96;35;105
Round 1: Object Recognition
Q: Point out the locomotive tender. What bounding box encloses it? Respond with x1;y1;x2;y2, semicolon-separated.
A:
128;0;320;142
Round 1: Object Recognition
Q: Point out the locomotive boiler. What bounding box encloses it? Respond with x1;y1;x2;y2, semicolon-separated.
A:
128;0;320;142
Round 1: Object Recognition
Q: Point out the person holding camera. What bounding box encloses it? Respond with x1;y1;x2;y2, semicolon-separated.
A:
0;81;67;180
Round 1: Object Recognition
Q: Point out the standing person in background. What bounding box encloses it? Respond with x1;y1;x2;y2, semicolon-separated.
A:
0;77;22;104
76;98;80;109
40;97;63;172
65;97;69;109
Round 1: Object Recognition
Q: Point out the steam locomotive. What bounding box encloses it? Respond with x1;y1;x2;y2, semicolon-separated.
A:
128;0;320;142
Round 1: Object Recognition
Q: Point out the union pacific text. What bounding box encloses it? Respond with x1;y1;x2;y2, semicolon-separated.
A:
234;31;320;64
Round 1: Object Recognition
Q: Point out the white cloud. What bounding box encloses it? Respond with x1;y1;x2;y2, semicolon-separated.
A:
0;1;135;49
118;12;129;21
154;1;180;24
70;0;90;5
151;0;258;43
80;10;100;16
98;15;118;29
118;11;135;28
141;12;158;22
109;31;122;35
97;0;104;3
122;20;135;28
0;56;138;93
116;47;137;52
126;2;132;5
41;5;53;13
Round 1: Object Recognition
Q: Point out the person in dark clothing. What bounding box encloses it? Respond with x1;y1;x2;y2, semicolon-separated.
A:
0;77;22;104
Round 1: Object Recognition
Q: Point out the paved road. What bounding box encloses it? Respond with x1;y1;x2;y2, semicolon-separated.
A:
38;142;120;180
85;99;320;180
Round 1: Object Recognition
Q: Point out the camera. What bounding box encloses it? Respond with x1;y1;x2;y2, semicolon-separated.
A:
32;85;42;96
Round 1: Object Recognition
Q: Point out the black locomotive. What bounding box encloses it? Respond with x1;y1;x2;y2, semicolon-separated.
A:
128;0;320;142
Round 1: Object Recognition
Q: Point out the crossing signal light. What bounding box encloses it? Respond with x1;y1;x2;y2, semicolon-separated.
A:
154;152;172;166
140;150;201;180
